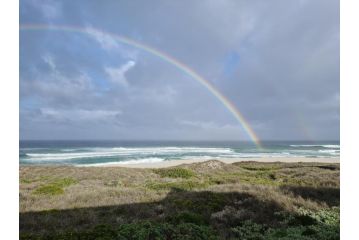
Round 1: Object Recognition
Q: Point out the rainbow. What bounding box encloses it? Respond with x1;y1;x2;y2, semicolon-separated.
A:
20;24;262;148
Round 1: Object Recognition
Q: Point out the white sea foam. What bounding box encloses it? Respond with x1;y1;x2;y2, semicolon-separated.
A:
78;157;164;167
322;145;340;148
290;144;340;148
60;149;79;152
180;156;221;161
26;151;128;161
318;150;340;156
25;147;234;161
319;149;339;153
110;147;234;154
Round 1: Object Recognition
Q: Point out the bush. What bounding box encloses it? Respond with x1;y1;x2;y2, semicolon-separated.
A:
117;222;217;240
230;208;340;240
21;222;218;240
230;220;267;240
167;212;207;225
33;178;78;196
154;168;196;179
33;184;64;195
146;180;209;191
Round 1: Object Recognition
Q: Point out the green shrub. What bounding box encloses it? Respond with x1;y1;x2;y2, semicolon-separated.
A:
21;222;218;240
172;192;227;215
117;222;217;240
230;220;267;240
297;207;339;227
52;177;78;187
167;212;207;225
33;184;64;195
230;208;339;240
154;168;196;179
33;178;78;196
146;180;209;191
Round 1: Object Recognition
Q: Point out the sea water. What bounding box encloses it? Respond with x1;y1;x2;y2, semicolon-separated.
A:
19;140;340;166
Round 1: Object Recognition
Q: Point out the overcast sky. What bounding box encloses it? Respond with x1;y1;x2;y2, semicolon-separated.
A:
20;0;339;141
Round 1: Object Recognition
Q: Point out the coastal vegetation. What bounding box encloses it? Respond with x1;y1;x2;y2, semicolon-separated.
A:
20;160;339;239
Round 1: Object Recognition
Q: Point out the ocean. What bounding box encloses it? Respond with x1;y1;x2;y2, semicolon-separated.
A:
19;140;340;166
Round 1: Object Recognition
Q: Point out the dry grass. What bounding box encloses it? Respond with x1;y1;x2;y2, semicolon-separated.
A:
19;160;340;239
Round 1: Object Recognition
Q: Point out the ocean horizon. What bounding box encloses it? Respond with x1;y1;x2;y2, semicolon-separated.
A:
19;140;340;166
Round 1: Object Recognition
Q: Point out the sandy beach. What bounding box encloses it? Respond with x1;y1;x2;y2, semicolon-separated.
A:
101;157;340;168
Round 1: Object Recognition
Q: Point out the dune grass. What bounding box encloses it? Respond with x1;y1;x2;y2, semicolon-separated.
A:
19;160;340;239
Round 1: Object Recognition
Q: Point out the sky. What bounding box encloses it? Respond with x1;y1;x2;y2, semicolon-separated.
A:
19;0;339;141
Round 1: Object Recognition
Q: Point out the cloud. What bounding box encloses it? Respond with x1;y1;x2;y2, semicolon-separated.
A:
105;60;136;87
38;108;122;123
85;26;119;50
42;54;56;70
177;119;248;140
20;53;97;108
178;120;219;129
84;26;139;60
27;0;63;20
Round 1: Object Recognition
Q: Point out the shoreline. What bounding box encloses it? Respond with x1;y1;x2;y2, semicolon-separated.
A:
96;157;339;168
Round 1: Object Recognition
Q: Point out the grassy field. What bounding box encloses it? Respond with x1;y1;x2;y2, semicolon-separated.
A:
19;160;340;239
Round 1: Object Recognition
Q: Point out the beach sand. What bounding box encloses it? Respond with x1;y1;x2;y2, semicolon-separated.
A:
101;157;339;168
